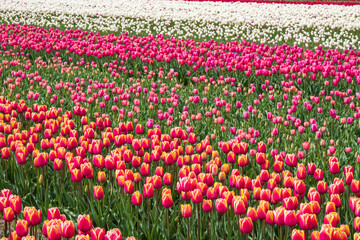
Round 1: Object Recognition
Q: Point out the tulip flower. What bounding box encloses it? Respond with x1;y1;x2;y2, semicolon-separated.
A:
61;221;75;239
77;215;92;233
292;229;305;240
90;227;105;240
15;220;28;237
47;224;61;240
93;186;104;200
239;217;253;234
47;208;60;221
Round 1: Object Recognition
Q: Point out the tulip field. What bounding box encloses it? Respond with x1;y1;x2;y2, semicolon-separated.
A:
1;0;360;240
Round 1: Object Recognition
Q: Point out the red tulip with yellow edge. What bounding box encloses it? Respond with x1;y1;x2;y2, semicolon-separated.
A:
21;237;35;240
47;224;61;240
15;220;28;237
105;228;122;240
93;186;104;200
162;193;173;208
77;215;92;233
324;212;340;227
61;220;75;239
75;235;90;240
24;207;41;226
284;210;297;227
47;208;60;221
90;227;105;240
70;169;83;182
257;141;266;153
202;199;212;213
239;217;253;234
124;180;134;195
143;183;154;199
9;197;21;215
9;231;20;240
291;229;305;240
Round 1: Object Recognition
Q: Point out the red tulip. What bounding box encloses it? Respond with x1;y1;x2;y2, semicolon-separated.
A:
317;181;327;194
131;191;143;206
61;220;75;239
202;199;212;212
181;204;192;218
215;198;228;214
105;228;122;240
191;189;203;204
24;207;41;225
9;197;21;215
124;180;134;195
299;214;317;230
239;217;253;234
15;220;28;237
10;231;20;240
77;215;92;232
284;210;297;227
257;141;266;153
97;171;106;183
3;207;14;222
233;199;246;215
162;193;173;208
283;197;299;210
291;229;305;240
93;186;104;200
70;168;83;182
47;208;60;221
1;147;11;159
143;183;154;198
47;224;61;240
266;210;275;225
90;227;105;240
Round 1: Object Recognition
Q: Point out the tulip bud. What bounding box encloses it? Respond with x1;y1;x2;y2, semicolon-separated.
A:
77;215;92;232
47;208;60;221
15;220;29;237
291;229;305;240
3;207;14;222
90;227;105;240
131;191;143;206
181;204;192;218
239;217;253;234
47;224;61;240
93;186;104;200
61;220;75;239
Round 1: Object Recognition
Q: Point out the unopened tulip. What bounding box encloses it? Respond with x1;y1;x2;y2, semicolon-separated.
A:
239;217;253;234
61;220;75;239
181;204;192;218
93;186;104;200
15;220;28;237
291;229;305;240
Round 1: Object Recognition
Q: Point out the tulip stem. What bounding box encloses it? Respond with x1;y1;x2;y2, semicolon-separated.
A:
4;221;7;238
137;206;139;239
197;204;200;240
208;212;211;240
166;207;170;239
4;159;7;181
187;217;190;240
222;214;225;240
110;170;113;189
148;198;150;234
21;164;25;195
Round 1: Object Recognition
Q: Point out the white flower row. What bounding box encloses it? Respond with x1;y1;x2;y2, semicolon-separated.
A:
0;0;359;49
